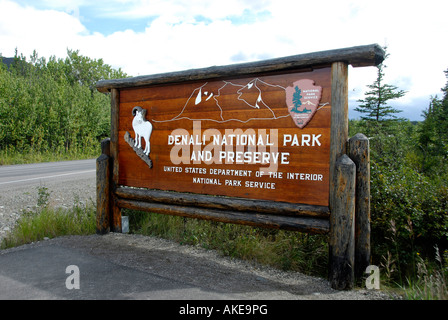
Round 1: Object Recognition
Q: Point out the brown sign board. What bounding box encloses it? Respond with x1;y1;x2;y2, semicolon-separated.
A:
97;43;383;221
96;44;384;290
118;68;331;206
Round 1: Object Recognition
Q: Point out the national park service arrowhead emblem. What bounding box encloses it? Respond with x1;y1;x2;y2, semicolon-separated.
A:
285;79;322;128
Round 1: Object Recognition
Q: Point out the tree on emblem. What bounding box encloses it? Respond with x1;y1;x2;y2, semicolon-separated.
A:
291;86;302;113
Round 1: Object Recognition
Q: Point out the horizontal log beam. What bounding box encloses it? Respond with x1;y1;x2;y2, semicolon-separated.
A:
115;197;330;234
96;44;384;92
115;187;330;218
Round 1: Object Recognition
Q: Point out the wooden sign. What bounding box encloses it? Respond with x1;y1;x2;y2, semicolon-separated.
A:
118;68;331;207
96;44;384;290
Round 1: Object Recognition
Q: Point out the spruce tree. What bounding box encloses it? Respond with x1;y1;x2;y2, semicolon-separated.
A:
355;47;406;124
418;68;448;174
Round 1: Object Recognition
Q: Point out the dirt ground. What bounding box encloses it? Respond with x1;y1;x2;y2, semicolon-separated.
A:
33;233;399;300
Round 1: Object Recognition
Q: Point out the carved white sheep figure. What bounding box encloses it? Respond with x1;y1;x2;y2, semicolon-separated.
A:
132;106;153;156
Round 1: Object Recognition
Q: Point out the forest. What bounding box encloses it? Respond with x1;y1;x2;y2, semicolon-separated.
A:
0;49;447;294
0;49;127;161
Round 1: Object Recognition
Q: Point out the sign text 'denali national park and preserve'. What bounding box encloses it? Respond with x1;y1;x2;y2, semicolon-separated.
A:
118;68;331;206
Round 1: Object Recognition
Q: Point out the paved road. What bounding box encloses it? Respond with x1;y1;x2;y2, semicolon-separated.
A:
1;236;249;301
0;159;96;189
0;160;97;241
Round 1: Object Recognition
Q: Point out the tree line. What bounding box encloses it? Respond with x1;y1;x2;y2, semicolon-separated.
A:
350;48;447;281
0;49;127;157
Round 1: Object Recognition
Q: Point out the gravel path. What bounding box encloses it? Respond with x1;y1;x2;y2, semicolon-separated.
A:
0;162;399;300
0;172;96;241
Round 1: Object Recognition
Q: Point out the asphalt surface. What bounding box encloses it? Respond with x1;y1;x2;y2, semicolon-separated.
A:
0;233;338;302
0;238;237;300
0;159;95;189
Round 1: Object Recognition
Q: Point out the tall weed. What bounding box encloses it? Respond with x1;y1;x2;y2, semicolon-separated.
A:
402;247;448;300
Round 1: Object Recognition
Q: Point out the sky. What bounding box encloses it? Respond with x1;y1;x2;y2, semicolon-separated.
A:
0;0;447;121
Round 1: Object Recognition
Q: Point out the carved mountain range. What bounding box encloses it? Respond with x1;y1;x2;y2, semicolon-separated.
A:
160;78;290;124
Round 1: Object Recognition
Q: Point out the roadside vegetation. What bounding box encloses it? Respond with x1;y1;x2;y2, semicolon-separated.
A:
0;49;447;299
0;186;96;249
0;49;127;164
126;209;330;277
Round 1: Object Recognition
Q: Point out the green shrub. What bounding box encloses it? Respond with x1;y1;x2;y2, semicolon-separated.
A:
350;119;448;284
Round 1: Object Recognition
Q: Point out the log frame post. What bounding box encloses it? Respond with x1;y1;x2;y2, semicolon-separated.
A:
96;138;111;234
110;88;122;232
348;133;371;280
329;61;349;188
329;154;356;290
328;61;355;290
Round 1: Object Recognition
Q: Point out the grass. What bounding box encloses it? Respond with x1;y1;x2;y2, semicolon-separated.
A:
400;249;448;300
0;187;96;249
377;218;448;300
0;205;96;249
0;148;99;165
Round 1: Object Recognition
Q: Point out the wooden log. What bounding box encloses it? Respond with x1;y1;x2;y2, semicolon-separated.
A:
110;89;120;186
96;44;385;93
329;61;349;209
110;89;122;232
96;138;111;234
328;61;354;290
329;154;356;290
115;187;330;218
115;197;330;234
348;133;371;280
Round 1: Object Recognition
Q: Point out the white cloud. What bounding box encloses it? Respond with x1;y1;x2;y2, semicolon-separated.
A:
98;0;270;21
0;0;87;58
0;0;447;120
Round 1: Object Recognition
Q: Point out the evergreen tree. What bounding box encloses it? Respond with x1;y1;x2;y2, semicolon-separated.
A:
418;68;448;174
355;47;406;125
